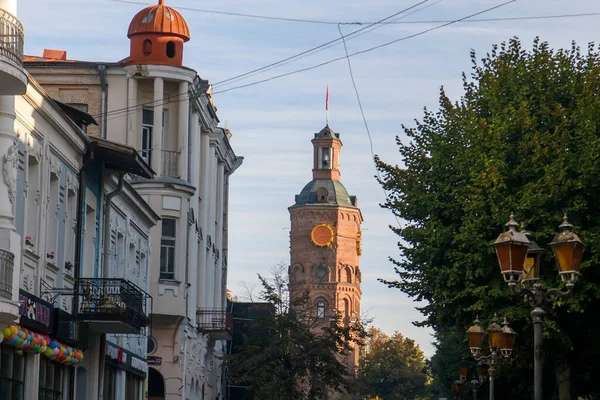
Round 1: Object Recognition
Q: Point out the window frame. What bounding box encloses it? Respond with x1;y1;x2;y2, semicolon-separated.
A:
159;217;177;280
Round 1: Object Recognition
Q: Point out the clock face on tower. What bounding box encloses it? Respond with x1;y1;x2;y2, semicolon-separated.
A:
311;224;334;247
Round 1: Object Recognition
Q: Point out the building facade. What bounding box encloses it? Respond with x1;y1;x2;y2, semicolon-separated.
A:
25;1;243;399
288;125;363;376
0;0;159;395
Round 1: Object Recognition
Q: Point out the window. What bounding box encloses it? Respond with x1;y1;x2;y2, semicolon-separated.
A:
0;344;25;400
125;373;141;400
143;39;152;56
103;364;117;400
160;218;176;280
141;109;153;165
39;357;64;400
46;173;60;261
317;147;332;169
26;152;40;250
317;300;326;319
166;41;175;58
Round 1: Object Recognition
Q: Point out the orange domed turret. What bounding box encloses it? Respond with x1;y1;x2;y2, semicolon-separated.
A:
125;0;190;67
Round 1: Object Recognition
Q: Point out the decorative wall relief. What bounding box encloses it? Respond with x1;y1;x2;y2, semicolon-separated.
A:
3;141;18;205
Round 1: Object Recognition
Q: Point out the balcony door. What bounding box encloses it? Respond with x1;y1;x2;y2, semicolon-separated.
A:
140;109;168;167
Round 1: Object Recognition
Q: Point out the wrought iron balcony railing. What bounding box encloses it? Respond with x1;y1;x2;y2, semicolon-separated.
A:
0;249;14;300
161;149;180;178
0;9;24;67
77;278;150;333
196;308;233;340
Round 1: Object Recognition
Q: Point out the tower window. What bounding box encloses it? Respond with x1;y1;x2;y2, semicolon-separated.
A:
317;187;329;203
319;147;332;169
143;39;152;56
166;41;176;58
317;300;326;319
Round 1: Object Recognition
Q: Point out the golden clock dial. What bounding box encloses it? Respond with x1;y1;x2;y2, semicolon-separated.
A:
311;224;334;247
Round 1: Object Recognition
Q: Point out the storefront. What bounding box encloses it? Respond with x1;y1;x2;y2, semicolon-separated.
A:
0;290;85;400
104;342;148;400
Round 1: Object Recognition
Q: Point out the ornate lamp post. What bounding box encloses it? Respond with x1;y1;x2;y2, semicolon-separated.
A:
466;315;516;400
493;214;585;400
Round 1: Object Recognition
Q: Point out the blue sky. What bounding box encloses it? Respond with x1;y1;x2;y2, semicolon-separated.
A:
20;0;600;356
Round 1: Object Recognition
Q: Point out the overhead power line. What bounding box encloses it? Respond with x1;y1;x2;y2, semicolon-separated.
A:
212;0;517;95
94;0;434;120
95;0;515;119
107;0;600;26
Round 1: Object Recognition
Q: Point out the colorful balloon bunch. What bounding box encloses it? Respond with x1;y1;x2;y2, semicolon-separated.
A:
2;324;83;365
44;339;84;365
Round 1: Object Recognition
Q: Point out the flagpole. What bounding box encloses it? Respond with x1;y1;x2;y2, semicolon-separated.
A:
326;85;329;126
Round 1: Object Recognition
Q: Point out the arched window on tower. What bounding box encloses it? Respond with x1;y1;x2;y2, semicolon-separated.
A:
317;299;326;319
166;41;176;58
143;39;152;56
318;147;332;169
317;187;329;203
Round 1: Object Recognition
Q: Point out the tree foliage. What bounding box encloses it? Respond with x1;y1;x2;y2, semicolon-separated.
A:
225;269;367;400
375;37;600;399
357;328;428;399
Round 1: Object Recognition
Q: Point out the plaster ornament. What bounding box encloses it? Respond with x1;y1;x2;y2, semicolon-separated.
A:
3;141;18;204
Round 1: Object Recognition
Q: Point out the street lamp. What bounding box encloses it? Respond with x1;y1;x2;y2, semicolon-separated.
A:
466;315;516;400
494;213;585;400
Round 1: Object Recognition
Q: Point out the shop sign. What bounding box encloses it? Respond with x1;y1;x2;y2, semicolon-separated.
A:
54;308;88;348
106;343;127;364
105;342;148;378
130;356;148;375
19;290;53;332
147;356;162;365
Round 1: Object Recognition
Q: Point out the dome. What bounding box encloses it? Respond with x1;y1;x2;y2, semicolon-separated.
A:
128;0;190;42
292;179;356;208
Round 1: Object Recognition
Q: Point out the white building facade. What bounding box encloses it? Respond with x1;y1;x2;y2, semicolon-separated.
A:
25;1;243;399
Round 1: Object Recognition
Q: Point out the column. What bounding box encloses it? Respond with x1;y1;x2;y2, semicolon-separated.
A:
190;113;200;191
151;77;163;175
205;152;217;308
198;133;210;309
126;77;137;148
213;163;224;308
178;81;189;180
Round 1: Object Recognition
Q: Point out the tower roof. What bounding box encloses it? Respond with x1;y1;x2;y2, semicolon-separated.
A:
127;0;190;42
314;124;340;140
292;179;356;208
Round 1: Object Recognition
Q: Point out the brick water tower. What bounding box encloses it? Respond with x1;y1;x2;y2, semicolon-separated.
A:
288;124;363;375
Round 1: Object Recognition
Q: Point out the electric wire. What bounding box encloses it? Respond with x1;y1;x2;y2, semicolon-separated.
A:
212;0;516;95
96;0;515;119
107;0;600;26
212;0;431;87
93;0;433;120
337;23;402;228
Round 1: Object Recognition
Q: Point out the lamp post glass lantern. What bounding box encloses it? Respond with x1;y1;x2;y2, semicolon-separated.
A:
493;214;530;286
493;213;585;400
466;315;516;400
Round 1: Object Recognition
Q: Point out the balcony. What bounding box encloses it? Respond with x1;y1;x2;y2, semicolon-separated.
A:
196;308;233;340
0;9;27;95
161;149;180;178
76;278;151;334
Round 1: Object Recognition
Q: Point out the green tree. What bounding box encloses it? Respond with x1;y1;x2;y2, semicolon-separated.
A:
358;328;428;399
375;38;600;399
225;269;367;400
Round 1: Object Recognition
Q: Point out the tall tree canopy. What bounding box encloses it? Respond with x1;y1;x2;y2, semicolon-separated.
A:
357;328;428;399
225;269;367;400
376;38;600;399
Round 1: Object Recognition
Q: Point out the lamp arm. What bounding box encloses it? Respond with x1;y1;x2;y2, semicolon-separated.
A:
544;285;573;303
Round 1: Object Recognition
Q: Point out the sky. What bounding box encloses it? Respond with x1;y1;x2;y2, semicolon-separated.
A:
19;0;600;356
